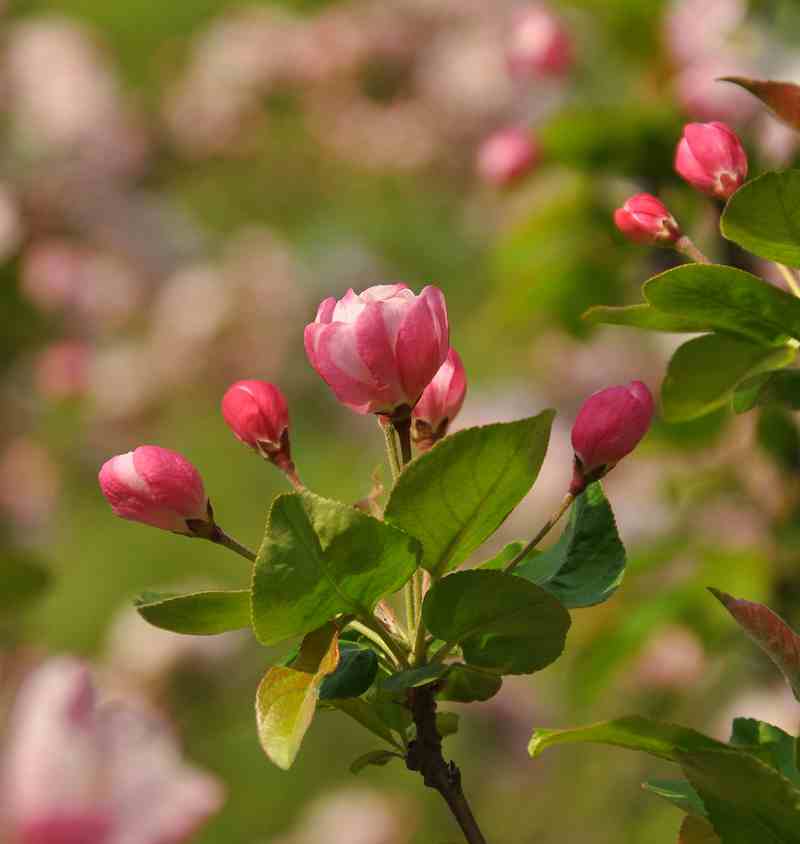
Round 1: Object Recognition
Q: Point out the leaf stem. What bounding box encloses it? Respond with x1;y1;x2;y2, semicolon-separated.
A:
380;419;402;483
406;684;489;844
211;528;257;563
675;235;711;264
504;492;575;575
357;613;410;669
347;619;402;667
776;262;800;298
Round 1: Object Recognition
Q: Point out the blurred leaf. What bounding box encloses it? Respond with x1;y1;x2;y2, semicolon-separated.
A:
729;718;800;785
583;304;710;333
756;407;800;471
529;716;726;762
135;589;251;635
0;554;51;614
515;483;626;608
256;623;339;770
324;697;403;750
422;570;571;675
662;334;795;422
679;816;720;844
437;664;503;703
733;369;800;413
720;78;800;130
709;588;800;701
643;779;707;817
380;662;448;694
679;748;800;843
435;712;460;738
721;171;800;266
645;264;800;345
252;492;420;645
349;749;401;775
385;413;554;577
319;642;379;701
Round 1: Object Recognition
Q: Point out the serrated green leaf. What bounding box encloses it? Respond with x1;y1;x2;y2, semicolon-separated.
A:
662;334;795;422
349;749;401;774
385;413;554;577
515;483;626;608
437;664;502;703
583;304;710;333
252;492;420;645
722;170;800;266
645;264;800;344
380;662;449;694
319;643;379;701
642;779;707;817
423;570;570;675
256;623;339;769
135;589;252;635
733;369;800;413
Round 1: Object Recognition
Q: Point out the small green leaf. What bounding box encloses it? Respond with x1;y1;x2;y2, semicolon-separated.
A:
0;554;51;614
662;334;795;422
642;779;707;817
733;369;800;413
515;483;626;608
252;492;420;645
583;304;710;333
437;664;503;703
645;264;800;345
529;715;726;762
385;413;555;577
423;570;571;675
135;589;252;635
476;541;527;571
722;170;800;266
729;718;800;786
255;623;340;769
319;643;378;701
436;712;460;738
709;588;800;701
323;698;403;750
349;750;401;774
380;662;449;694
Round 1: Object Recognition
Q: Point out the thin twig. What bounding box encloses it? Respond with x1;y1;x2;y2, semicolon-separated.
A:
504;492;575;574
675;235;711;264
211;528;257;562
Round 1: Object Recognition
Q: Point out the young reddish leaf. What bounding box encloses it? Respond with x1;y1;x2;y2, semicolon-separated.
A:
709;588;800;701
679;816;720;844
720;77;800;131
255;623;340;769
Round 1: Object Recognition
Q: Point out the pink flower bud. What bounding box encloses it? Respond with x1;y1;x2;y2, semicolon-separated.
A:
412;348;467;450
98;445;208;535
304;284;449;416
674;121;748;200
570;381;654;493
477;128;540;188
613;193;682;246
221;380;290;458
507;4;573;80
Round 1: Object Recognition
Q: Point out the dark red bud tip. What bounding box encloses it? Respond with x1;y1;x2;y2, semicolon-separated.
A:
571;380;654;475
614;194;682;246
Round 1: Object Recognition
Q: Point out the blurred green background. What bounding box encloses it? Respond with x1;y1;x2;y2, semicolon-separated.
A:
2;0;800;841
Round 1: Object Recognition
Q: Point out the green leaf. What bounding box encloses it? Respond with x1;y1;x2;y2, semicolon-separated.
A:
529;715;726;762
349;749;401;774
644;264;800;345
733;369;800;413
436;712;460;738
679;748;800;844
662;334;795;422
729;718;800;786
476;541;527;571
583;304;711;333
255;623;340;769
252;492;420;645
642;779;707;817
709;588;800;701
323;698;403;750
135;589;252;635
437;664;503;703
423;570;571;675
319;643;379;701
722;170;800;266
0;554;50;614
385;413;554;577
380;662;449;694
719;78;800;131
515;483;626;608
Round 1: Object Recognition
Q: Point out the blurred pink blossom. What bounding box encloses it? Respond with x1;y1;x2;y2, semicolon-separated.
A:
34;341;91;401
2;657;224;844
664;0;747;68
0;438;60;531
506;4;573;80
632;625;707;692
674;58;759;123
